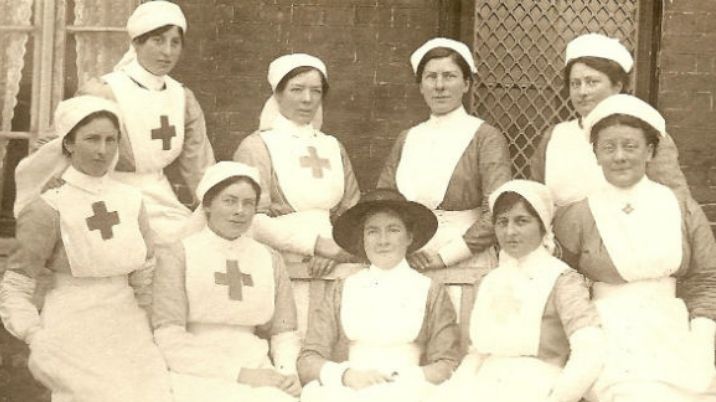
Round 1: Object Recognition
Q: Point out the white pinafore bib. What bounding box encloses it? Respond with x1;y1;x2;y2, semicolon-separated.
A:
41;167;146;277
470;247;567;357
340;261;431;374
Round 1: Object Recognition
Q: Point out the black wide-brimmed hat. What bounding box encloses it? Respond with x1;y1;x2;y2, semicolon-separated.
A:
333;188;438;257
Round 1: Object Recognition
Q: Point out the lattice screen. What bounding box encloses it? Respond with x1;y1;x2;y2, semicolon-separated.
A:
470;0;638;178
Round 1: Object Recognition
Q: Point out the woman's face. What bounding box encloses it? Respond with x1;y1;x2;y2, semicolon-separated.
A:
419;56;469;116
65;116;119;177
569;62;623;117
205;180;257;240
275;69;323;125
594;124;653;188
363;210;413;269
494;201;544;259
134;26;182;76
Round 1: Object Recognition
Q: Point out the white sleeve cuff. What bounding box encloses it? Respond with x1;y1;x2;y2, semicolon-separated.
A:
0;271;41;343
251;214;319;256
270;331;301;375
438;238;473;267
319;361;349;387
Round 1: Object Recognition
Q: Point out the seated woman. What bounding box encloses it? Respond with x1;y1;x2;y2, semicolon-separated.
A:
0;96;172;401
531;33;688;206
77;0;215;245
378;38;511;271
554;94;716;402
152;161;301;402
435;179;604;402
298;189;461;402
234;53;359;277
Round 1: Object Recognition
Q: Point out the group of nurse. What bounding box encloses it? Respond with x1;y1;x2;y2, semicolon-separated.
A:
0;1;715;402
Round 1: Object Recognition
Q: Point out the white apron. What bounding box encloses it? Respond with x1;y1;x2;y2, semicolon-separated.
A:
587;179;716;400
452;247;566;402
395;107;495;268
28;274;172;402
168;229;296;402
301;262;436;402
103;67;190;244
259;115;344;260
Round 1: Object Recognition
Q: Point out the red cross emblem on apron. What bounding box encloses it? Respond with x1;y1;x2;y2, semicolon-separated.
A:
214;260;253;301
85;201;120;240
300;146;331;178
151;115;176;150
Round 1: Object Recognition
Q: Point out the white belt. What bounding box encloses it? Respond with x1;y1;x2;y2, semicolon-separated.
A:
348;342;421;373
592;276;676;301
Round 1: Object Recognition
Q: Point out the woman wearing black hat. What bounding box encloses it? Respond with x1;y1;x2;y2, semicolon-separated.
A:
297;189;461;402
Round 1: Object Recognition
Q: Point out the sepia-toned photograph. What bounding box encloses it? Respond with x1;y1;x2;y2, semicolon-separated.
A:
0;1;715;401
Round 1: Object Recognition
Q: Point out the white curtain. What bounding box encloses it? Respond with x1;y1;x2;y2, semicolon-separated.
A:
74;0;140;87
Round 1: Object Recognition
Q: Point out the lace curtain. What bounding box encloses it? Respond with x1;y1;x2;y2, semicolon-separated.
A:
74;0;139;87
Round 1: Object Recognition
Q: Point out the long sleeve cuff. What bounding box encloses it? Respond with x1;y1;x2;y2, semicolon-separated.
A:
319;361;349;387
0;271;41;344
251;214;320;256
438;238;473;267
550;326;605;402
270;331;301;375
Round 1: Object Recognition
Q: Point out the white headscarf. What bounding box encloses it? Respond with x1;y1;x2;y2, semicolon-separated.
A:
582;94;666;143
565;33;633;73
114;0;187;72
179;161;262;238
14;96;121;216
259;53;327;131
489;179;556;253
410;37;477;75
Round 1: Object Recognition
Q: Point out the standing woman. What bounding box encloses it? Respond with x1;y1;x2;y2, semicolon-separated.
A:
152;162;301;402
531;33;688;207
0;96;172;402
554;95;716;401
79;0;215;244
298;189;461;402
378;38;511;271
234;54;360;276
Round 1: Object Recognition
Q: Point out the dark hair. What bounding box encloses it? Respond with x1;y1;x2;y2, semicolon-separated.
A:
590;113;660;157
564;56;629;93
416;47;473;84
354;205;415;260
133;24;184;45
202;176;261;207
275;66;329;97
492;191;545;234
62;111;121;156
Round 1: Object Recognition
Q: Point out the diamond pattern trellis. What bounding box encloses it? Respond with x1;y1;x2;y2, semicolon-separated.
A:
470;0;638;178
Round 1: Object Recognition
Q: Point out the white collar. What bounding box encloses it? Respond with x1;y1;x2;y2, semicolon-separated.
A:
498;246;553;275
124;59;166;91
203;226;251;250
367;259;413;281
600;175;650;207
273;112;316;139
61;166;110;195
427;105;469;129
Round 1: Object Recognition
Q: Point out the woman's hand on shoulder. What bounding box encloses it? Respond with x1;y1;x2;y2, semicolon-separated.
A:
314;236;354;263
408;250;446;272
342;368;393;390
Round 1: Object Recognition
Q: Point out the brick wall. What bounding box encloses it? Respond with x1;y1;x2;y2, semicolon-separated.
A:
658;0;716;222
172;0;447;189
